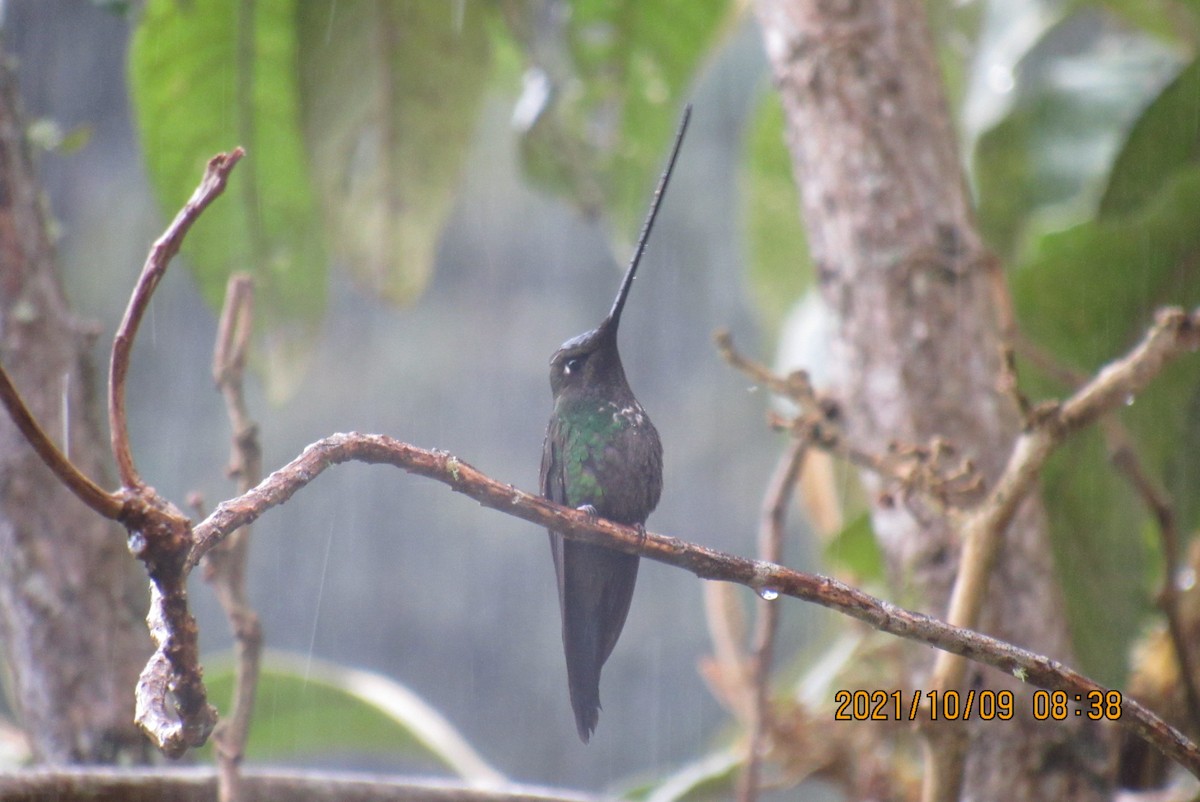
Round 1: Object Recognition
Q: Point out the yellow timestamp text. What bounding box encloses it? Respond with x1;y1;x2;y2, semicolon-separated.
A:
832;689;1122;722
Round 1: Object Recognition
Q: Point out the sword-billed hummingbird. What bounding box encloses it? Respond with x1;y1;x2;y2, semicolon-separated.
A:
539;105;691;742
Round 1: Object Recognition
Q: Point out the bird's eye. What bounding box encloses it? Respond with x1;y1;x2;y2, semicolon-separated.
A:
564;356;584;375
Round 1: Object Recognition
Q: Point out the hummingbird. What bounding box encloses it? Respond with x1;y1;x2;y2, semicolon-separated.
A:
539;105;691;742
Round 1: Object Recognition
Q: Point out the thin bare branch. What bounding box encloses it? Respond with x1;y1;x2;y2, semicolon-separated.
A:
205;274;262;802
739;436;809;802
0;365;122;519
1107;421;1200;732
721;330;982;511
0;766;603;802
1017;333;1200;733
924;308;1200;796
114;151;246;756
108;148;245;489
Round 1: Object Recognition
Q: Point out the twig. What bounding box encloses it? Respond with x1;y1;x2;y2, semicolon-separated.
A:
738;436;809;802
1018;334;1200;733
715;329;813;402
924;308;1200;798
204;274;262;802
108;148;245;489
0;366;123;519
718;330;982;511
180;430;1200;776
0;766;605;802
1107;422;1200;732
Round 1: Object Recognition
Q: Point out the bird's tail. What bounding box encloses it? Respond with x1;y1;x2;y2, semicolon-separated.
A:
558;542;640;743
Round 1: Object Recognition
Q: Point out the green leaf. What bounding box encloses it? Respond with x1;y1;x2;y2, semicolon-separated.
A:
1015;165;1200;369
511;0;737;248
971;7;1180;257
1012;166;1200;683
129;0;326;325
823;513;884;585
203;650;504;782
1038;430;1149;685
1100;54;1200;217
296;1;493;304
739;88;811;335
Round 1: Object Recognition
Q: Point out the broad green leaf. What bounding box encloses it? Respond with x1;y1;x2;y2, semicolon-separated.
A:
511;0;737;250
130;0;326;326
1015;166;1200;369
204;650;504;782
1012;165;1200;681
970;5;1179;257
296;1;492;304
739;88;810;336
1100;54;1200;217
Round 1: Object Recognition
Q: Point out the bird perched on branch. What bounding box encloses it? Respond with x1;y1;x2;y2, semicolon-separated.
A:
539;105;691;742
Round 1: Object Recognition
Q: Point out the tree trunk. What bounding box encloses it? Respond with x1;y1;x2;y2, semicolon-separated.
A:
0;54;151;762
752;1;1113;798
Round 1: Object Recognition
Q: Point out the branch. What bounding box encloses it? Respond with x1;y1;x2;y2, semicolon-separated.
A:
717;330;983;510
204;274;262;802
932;308;1200;694
739;436;808;802
3;142;1198;781
182;431;1200;777
0;767;603;802
1018;334;1200;733
0;366;123;519
108;148;245;489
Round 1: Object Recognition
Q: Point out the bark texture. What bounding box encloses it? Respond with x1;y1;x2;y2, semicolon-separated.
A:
0;56;151;762
752;1;1112;798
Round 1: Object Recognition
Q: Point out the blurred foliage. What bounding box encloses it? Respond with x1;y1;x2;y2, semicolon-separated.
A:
203;651;503;781
824;513;885;586
296;0;493;305
128;0;731;395
506;0;738;250
992;3;1200;684
739;88;810;337
130;0;326;398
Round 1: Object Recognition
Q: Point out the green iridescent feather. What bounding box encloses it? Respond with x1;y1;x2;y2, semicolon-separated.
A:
557;401;631;508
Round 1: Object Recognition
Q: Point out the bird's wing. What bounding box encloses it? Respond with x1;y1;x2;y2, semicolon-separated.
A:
540;416;568;604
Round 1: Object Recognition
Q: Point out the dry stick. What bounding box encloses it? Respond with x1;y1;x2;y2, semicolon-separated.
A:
180;429;1200;776
1108;427;1200;726
204;275;263;802
117;150;245;757
738;437;809;802
108;148;245;489
0;367;123;519
716;330;981;511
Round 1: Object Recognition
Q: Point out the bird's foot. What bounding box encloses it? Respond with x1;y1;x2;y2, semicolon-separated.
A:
576;504;598;521
634;522;648;547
